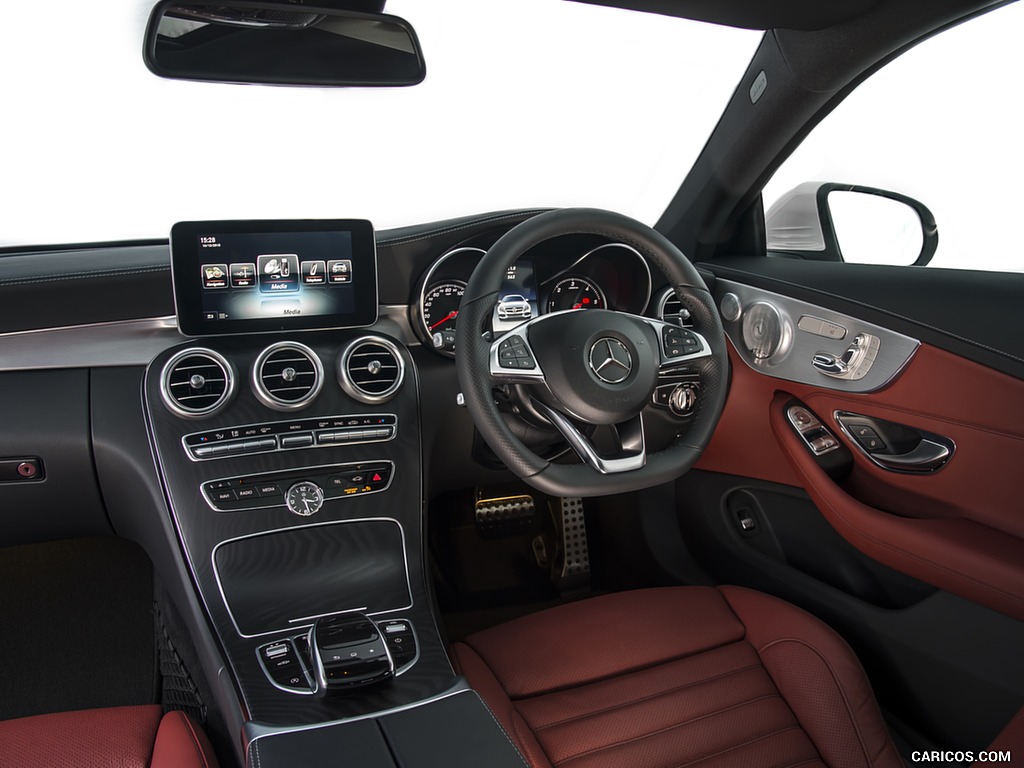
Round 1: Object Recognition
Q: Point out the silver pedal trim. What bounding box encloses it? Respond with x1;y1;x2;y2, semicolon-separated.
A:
559;497;590;579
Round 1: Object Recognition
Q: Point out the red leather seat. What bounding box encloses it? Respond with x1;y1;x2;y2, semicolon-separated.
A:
452;586;904;768
0;705;218;768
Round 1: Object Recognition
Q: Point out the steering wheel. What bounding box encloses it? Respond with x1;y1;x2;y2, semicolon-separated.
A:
456;208;729;497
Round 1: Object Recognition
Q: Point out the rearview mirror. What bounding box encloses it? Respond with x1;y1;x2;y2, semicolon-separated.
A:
144;1;426;87
766;182;938;266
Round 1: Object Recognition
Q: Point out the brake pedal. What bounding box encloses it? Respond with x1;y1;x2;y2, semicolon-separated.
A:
474;494;537;538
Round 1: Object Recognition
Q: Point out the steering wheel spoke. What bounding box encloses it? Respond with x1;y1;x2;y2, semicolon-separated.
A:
488;325;546;383
531;400;647;474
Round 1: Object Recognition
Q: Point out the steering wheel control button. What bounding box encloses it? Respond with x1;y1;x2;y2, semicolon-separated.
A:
497;336;537;369
589;338;633;384
661;326;702;358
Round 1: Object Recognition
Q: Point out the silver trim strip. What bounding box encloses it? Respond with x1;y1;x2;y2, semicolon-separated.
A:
534;402;647;474
0;316;182;371
242;683;473;749
716;279;919;393
210;516;415;640
0;308;420;372
288;606;368;625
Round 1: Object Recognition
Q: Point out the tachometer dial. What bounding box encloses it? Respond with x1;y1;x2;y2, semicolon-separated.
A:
546;277;606;313
422;280;466;353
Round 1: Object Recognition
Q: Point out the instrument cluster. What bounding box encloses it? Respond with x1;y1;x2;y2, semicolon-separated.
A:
413;238;672;358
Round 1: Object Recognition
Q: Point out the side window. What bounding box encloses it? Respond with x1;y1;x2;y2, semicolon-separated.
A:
762;2;1021;273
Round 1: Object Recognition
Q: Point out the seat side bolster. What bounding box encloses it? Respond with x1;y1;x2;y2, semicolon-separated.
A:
719;585;904;768
0;704;163;768
451;642;553;768
150;710;219;768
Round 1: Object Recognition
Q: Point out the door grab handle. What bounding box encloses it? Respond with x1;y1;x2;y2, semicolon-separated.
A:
871;439;950;472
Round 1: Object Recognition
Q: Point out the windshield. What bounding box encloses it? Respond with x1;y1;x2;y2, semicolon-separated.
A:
0;0;761;248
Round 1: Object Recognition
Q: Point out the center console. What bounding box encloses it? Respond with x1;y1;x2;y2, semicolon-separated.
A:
143;221;494;760
145;331;456;726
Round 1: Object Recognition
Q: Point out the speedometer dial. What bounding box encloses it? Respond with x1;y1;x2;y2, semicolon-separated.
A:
422;281;466;353
546;277;606;313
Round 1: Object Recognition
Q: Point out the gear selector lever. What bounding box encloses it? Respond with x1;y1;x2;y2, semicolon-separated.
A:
309;613;394;695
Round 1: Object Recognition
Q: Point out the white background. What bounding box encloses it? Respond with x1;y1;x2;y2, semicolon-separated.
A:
1;0;1019;275
764;2;1023;273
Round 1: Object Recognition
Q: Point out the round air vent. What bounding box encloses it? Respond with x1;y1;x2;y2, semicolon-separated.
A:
160;348;236;419
655;288;692;327
742;302;784;360
339;337;405;404
252;342;324;411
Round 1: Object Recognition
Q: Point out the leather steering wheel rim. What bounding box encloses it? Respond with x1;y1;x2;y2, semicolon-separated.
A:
455;207;729;497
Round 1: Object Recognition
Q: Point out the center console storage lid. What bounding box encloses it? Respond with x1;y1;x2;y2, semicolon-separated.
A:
246;690;527;768
379;690;527;768
248;718;394;768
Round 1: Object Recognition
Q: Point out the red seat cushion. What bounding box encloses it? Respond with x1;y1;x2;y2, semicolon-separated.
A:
452;586;904;768
0;705;218;768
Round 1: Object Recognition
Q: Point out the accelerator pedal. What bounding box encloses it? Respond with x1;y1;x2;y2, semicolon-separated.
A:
554;497;590;592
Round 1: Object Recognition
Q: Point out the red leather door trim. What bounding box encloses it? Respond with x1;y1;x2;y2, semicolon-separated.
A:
695;338;1024;619
769;390;1024;621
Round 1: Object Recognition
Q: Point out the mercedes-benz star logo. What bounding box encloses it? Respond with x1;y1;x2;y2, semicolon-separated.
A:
589;338;633;384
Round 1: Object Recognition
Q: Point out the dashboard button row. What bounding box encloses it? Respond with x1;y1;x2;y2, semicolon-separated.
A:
202;461;394;512
184;414;397;461
192;437;277;458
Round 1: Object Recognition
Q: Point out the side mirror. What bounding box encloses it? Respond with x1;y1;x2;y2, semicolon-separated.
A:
144;1;426;87
766;182;938;266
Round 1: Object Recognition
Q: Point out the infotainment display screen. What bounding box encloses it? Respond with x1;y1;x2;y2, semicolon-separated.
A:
170;219;377;336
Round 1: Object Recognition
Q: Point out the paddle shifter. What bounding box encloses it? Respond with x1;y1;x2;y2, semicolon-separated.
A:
309;613;394;695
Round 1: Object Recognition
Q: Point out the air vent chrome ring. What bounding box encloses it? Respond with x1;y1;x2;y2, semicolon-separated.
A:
338;336;405;404
251;341;324;411
160;347;236;419
654;287;693;327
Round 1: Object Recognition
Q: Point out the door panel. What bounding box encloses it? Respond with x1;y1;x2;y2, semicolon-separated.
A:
695;293;1024;620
